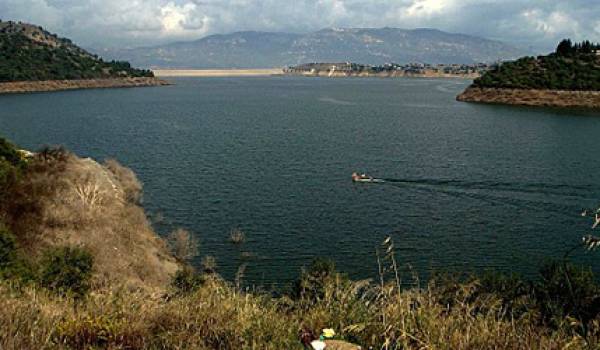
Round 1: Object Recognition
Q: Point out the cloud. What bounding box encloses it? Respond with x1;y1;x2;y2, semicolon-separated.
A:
406;0;454;17
0;0;598;51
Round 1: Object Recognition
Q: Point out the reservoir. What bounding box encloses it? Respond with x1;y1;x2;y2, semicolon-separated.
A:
1;76;599;286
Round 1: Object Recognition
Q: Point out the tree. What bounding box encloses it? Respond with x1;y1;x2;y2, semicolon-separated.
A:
556;39;573;56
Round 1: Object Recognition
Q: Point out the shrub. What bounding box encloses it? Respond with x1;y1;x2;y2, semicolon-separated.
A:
292;258;340;301
104;159;142;204
229;228;246;244
0;137;26;169
201;255;217;274
535;262;600;328
0;225;34;282
0;137;25;203
171;267;205;295
168;228;199;263
38;246;93;297
0;225;16;269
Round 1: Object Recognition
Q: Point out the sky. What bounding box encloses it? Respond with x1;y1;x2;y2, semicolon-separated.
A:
0;0;598;51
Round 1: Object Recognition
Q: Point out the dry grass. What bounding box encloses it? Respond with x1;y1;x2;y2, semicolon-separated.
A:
0;272;591;350
201;255;217;274
229;228;246;244
168;228;199;263
2;151;178;290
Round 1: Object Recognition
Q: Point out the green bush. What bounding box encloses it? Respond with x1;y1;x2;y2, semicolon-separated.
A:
39;246;93;297
0;225;17;270
472;271;531;317
0;137;25;201
535;262;600;328
291;257;342;302
0;225;34;282
171;267;205;295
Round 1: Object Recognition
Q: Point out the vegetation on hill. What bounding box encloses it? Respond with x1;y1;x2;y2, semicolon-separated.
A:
0;137;178;291
0;20;153;82
2;135;600;349
473;39;600;91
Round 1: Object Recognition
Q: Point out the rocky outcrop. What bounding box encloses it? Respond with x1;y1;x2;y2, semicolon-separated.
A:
0;77;170;94
457;87;600;108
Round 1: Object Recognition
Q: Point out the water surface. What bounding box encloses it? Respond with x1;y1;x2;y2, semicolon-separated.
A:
1;77;599;286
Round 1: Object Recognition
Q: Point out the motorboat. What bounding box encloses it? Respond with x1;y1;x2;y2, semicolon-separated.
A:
352;172;385;183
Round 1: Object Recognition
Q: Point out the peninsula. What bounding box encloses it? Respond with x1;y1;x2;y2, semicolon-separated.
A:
457;40;600;108
0;21;168;94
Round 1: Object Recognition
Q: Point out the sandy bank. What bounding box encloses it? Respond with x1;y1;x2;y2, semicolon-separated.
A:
154;69;284;77
457;87;600;109
0;77;170;94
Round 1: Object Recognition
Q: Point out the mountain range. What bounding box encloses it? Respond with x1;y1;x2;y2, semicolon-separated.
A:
99;27;527;69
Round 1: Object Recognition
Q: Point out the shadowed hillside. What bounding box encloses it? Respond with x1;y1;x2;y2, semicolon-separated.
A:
457;39;600;108
0;20;154;82
473;39;600;91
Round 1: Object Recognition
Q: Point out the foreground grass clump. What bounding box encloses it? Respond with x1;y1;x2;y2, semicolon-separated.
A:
2;260;600;350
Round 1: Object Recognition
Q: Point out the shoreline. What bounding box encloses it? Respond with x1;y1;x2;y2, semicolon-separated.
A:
153;68;477;79
286;70;479;79
153;69;284;77
457;87;600;109
0;77;170;94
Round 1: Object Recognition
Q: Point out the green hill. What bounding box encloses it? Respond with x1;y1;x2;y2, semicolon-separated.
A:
0;20;153;82
473;40;600;91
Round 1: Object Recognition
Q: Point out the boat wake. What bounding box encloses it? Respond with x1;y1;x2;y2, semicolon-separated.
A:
378;177;598;217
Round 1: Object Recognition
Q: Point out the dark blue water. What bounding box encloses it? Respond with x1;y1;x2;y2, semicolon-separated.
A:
1;77;600;286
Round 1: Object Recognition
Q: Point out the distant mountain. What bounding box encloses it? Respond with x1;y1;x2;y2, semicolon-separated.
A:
0;21;153;82
99;28;527;69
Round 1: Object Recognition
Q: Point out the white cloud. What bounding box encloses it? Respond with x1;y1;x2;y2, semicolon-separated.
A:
160;2;208;34
0;0;598;50
406;0;454;17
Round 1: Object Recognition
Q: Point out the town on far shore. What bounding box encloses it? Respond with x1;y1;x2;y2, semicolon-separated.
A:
284;61;496;78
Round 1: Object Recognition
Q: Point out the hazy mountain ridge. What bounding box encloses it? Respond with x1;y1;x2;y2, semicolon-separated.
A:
99;27;526;69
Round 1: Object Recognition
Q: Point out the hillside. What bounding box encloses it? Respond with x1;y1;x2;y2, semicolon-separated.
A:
100;28;526;68
458;40;600;108
0;140;178;290
473;40;600;91
0;20;154;82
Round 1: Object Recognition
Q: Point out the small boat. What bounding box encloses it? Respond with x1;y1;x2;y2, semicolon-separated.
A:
352;172;385;183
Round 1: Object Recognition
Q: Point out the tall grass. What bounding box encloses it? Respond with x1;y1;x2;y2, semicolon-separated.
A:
1;264;594;350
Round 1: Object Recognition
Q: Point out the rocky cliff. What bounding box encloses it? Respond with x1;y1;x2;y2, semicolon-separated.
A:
457;87;600;108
